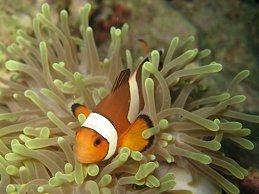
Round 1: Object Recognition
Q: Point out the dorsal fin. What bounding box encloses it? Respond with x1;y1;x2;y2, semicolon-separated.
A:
111;69;130;92
137;38;149;55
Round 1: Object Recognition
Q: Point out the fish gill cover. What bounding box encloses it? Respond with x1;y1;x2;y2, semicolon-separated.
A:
0;3;258;194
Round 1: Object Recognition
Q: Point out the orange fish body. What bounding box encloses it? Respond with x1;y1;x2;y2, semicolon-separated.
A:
72;60;153;164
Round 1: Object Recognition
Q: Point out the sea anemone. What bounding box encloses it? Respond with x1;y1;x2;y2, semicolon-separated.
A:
0;3;258;194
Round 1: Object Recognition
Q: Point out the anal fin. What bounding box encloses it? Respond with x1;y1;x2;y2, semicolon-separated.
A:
120;115;154;152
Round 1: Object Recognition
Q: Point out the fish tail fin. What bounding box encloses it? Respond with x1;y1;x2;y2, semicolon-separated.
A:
120;114;154;152
71;103;91;119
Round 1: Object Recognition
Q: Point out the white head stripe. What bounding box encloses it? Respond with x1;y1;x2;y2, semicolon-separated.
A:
82;113;118;160
128;71;140;123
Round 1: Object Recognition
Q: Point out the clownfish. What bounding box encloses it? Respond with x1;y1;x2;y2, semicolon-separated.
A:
71;58;154;164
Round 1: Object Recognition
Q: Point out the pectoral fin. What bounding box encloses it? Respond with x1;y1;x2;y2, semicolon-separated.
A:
120;115;154;152
71;103;91;119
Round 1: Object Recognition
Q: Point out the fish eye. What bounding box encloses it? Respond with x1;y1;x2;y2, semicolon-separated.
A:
94;138;102;146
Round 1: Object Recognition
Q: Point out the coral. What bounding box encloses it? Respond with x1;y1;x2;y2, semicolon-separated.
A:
241;167;259;193
0;3;258;194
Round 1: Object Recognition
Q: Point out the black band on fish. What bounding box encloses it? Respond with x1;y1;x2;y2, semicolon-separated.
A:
137;114;154;152
138;114;153;128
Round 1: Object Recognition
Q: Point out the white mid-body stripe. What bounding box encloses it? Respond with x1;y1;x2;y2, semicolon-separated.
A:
128;71;140;123
82;113;118;160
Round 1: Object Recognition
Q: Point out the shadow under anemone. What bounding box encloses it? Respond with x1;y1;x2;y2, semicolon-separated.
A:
0;3;258;194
